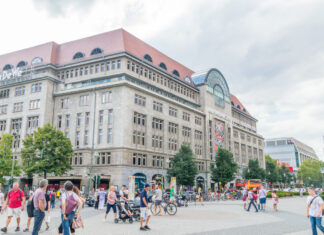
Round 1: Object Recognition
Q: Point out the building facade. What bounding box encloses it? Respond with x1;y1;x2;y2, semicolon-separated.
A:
0;29;264;192
264;137;318;172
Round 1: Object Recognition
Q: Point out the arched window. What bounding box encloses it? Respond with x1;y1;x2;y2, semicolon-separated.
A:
172;70;180;77
3;64;13;71
73;52;85;60
90;48;103;56
31;57;43;65
17;61;27;68
184;76;191;84
243;108;246;112
236;104;241;109
231;101;234;106
143;54;153;63
159;62;167;70
213;84;225;107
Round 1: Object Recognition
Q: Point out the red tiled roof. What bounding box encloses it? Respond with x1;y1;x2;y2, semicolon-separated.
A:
0;28;194;82
230;94;251;116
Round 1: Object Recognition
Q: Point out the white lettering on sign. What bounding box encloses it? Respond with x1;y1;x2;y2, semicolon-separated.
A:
0;68;23;81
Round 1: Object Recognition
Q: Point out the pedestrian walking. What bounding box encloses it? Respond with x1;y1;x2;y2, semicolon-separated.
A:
272;190;279;211
1;182;26;233
94;189;99;210
97;188;106;210
195;187;204;206
43;190;51;231
307;186;324;235
119;185;133;216
60;181;83;235
300;188;304;197
23;191;34;232
104;186;118;222
140;184;152;231
247;187;258;212
259;186;267;211
50;191;56;209
32;179;48;235
242;187;248;210
0;189;4;213
153;185;162;216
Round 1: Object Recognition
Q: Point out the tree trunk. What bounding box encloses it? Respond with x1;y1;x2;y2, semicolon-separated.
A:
44;171;47;179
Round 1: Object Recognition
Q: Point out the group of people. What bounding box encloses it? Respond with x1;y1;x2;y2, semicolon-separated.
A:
0;180;84;235
241;186;278;213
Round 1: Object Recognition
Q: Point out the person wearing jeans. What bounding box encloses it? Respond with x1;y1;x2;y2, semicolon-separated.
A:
307;187;324;235
247;188;258;212
32;179;48;235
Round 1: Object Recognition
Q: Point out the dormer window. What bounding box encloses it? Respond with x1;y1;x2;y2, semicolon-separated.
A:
31;57;43;65
236;104;241;109
172;70;180;77
184;76;191;84
17;61;27;68
231;101;234;106
90;48;103;56
73;52;85;60
243;108;246;112
143;54;153;63
159;62;167;70
3;64;13;71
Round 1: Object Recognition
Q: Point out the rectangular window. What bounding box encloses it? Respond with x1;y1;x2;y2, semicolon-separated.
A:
168;122;178;134
80;68;84;76
70;70;74;78
0;105;8;114
95;64;99;73
107;128;112;144
106;61;110;71
85;67;88;75
65;114;70;128
112;61;116;70
77;113;82;127
27;116;39;129
61;98;70;109
134;94;146;106
195;116;202;125
194;130;203;140
132;131;145;145
182;112;190;122
84;130;89;145
13;102;23;112
102;91;112;104
108;109;113;125
0;89;10;99
117;60;121;69
153;101;163;112
76;131;80;147
15;86;25;96
90;65;94;74
75;69;79;77
0;120;6;131
99;110;104;125
31;83;42;93
29;99;40;110
182;126;191;137
85;112;90;126
101;63;105;72
133;112;146;126
152;118;163;130
57;115;62;128
98;129;103;144
169;107;178;117
79;95;89;106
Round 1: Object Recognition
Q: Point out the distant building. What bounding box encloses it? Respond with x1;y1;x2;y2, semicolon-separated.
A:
264;137;318;172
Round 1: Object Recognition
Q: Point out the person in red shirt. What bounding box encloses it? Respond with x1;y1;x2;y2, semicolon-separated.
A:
1;182;25;233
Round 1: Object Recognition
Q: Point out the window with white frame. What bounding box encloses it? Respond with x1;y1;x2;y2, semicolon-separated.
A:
152;135;163;148
134;94;146;106
84;130;89;145
0;105;7;114
15;86;25;96
169;107;177;117
133;112;146;126
61;98;70;109
153;101;163;112
182;126;191;137
65;114;70;128
107;128;112;144
96;152;111;165
182;112;190;122
132;153;146;166
0;89;10;99
168;122;178;134
99;110;104;125
76;131;80;147
102;91;112;104
152;156;164;168
132;131;145;145
85;112;90;126
27;116;39;129
194;130;202;140
168;138;178;151
29;99;40;110
0;120;6;131
31;83;42;93
195;116;202;125
76;113;82;127
13;102;23;112
80;95;89;106
108;109;113;125
152;118;163;130
98;129;103;144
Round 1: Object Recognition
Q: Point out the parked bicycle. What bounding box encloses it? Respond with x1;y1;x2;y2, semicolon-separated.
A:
150;202;177;216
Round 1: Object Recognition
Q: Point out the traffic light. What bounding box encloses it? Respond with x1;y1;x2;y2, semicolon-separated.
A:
96;175;101;185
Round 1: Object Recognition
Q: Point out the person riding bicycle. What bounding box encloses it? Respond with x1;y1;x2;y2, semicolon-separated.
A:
169;186;177;206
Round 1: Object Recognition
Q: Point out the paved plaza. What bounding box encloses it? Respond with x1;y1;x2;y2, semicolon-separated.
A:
0;197;314;235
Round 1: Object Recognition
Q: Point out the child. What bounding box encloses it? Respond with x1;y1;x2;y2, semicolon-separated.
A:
272;190;278;211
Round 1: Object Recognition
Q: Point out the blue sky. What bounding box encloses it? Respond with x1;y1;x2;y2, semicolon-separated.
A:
1;0;323;159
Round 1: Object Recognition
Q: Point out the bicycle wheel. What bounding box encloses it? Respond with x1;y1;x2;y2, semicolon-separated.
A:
166;203;177;216
150;203;161;215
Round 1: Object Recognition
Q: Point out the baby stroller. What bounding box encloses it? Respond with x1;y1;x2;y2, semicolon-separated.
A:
128;202;141;222
115;201;133;223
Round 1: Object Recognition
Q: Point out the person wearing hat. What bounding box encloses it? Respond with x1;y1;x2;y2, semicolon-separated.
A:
140;184;152;231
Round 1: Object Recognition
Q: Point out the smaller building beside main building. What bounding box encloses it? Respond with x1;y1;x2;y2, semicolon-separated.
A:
264;137;318;172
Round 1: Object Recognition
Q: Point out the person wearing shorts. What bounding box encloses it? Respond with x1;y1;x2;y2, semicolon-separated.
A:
104;186;117;222
259;186;267;211
140;184;152;231
154;185;162;216
23;191;34;232
1;183;25;233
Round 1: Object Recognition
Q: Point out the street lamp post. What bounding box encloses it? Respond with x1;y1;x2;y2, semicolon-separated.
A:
11;131;18;188
162;158;170;189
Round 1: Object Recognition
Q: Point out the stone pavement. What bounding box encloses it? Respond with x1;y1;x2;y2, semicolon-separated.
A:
0;197;313;235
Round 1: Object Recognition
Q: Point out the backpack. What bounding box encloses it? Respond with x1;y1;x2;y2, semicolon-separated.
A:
27;197;35;217
50;194;55;201
64;193;77;215
252;193;257;200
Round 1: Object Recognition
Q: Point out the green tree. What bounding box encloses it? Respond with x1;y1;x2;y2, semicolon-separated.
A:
297;159;322;187
243;159;266;180
265;155;279;185
167;145;198;187
0;134;21;183
21;124;73;179
210;148;238;188
167;145;198;186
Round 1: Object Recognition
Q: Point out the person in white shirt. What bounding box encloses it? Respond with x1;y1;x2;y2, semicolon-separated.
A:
0;189;4;212
307;186;324;235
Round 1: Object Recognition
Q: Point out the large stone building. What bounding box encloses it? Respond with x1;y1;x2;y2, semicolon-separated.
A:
264;137;318;172
0;29;264;192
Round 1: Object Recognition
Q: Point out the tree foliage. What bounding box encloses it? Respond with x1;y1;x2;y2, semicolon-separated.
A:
210;148;238;187
265;155;279;184
243;159;266;180
21;124;73;179
0;134;21;183
297;159;322;187
167;145;198;187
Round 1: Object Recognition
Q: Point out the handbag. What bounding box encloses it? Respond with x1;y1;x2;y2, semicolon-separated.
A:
72;216;84;229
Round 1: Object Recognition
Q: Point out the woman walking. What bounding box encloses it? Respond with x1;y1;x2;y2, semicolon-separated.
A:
272;190;279;212
104;186;118;223
195;188;204;206
60;181;83;235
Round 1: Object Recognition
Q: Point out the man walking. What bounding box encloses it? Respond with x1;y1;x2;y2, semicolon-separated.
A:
246;187;258;212
32;179;48;235
1;182;25;233
307;186;324;235
154;184;162;216
259;186;267;211
140;184;152;231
